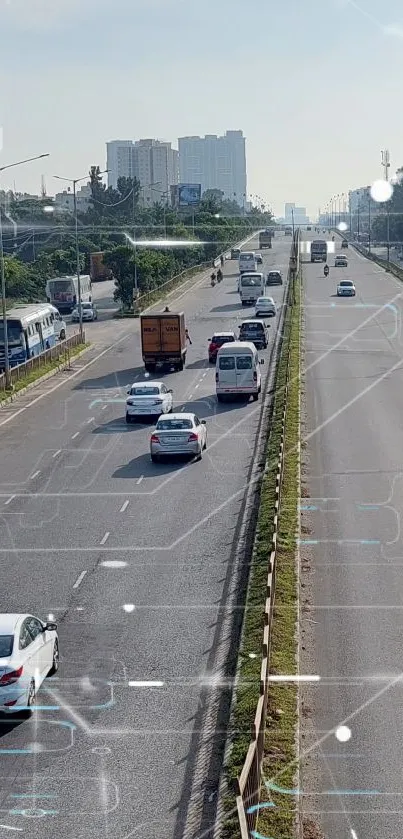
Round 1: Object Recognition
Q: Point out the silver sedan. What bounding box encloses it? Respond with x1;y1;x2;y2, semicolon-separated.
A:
150;413;207;462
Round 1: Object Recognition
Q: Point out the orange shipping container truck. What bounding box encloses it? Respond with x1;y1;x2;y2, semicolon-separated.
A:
140;312;187;372
90;252;113;282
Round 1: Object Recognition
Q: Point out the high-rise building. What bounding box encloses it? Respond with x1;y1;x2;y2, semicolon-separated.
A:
178;131;247;207
106;139;179;204
284;203;309;225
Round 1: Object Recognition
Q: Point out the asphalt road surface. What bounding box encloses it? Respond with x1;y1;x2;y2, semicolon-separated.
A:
0;233;291;839
300;233;403;839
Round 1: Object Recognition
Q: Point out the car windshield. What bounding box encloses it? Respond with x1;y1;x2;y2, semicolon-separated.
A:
0;635;13;657
257;298;273;305
241;276;262;286
268;272;280;279
131;386;160;396
82;303;92;309
157;419;193;430
340;281;353;287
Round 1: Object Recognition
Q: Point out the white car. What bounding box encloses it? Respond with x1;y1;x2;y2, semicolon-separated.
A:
71;302;97;322
150;413;207;462
337;280;356;297
255;253;263;265
126;381;173;422
255;296;276;317
0;613;59;714
335;254;348;267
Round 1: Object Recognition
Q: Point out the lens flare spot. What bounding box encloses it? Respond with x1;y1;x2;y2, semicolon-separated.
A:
370;180;393;203
335;724;351;742
337;221;348;232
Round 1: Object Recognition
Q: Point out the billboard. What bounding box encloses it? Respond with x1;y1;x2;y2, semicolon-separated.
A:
171;183;201;207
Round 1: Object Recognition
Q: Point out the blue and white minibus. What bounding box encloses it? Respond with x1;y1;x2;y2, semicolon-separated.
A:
0;304;66;370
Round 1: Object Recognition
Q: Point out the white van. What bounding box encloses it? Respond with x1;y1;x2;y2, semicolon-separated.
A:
215;341;264;402
239;252;257;274
239;272;265;305
50;305;67;341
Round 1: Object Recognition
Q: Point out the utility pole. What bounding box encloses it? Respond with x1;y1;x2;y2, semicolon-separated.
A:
381;150;391;261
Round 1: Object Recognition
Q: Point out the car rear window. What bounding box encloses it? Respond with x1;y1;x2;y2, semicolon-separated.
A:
268;272;281;279
241;323;263;331
340;281;353;286
0;635;13;657
236;356;253;370
131;387;160;395
157;419;193;430
219;356;235;370
212;335;234;345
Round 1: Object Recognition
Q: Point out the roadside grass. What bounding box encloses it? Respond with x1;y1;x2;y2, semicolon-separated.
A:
221;273;300;839
257;276;300;839
0;342;90;397
112;262;211;317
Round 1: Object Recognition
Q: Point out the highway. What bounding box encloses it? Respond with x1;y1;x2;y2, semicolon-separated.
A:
0;233;291;839
300;233;403;838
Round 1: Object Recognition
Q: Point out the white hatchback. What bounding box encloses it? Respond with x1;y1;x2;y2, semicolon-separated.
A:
255;296;276;317
0;614;59;714
126;381;173;422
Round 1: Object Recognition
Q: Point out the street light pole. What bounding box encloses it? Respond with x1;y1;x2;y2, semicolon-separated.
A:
54;169;108;340
72;180;83;342
0;153;50;388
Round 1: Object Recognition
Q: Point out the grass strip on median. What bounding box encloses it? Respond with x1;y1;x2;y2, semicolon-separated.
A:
221;272;300;839
0;343;90;397
257;274;300;839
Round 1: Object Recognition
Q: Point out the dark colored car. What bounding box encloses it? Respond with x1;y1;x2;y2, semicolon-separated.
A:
341;239;348;248
239;319;269;349
266;270;283;286
208;331;236;363
231;248;241;260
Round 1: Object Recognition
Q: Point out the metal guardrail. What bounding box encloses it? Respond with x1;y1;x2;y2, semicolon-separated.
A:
0;331;85;392
235;230;300;837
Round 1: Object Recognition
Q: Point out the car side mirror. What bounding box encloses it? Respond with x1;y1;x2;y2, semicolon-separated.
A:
208;338;211;342
126;388;131;394
168;388;173;393
201;420;206;425
44;621;57;632
260;359;265;365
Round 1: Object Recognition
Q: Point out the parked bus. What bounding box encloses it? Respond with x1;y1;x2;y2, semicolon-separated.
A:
0;304;67;370
45;275;92;314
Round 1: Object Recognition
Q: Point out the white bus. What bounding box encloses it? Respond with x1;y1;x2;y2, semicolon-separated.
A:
239;272;265;305
239;252;257;274
0;304;67;370
45;275;92;314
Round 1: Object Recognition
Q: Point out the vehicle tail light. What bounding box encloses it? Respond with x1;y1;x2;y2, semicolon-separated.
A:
0;666;23;686
188;433;198;442
215;372;218;382
3;699;18;707
253;371;257;382
150;434;160;443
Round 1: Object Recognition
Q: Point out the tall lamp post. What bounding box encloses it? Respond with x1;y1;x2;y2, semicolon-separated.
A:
54;170;108;340
1;153;50;388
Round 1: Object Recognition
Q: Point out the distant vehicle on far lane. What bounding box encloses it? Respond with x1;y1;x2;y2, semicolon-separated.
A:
341;239;348;248
0;613;59;714
231;248;241;260
337;280;356;297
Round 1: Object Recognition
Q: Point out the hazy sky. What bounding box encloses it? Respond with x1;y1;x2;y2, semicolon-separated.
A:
1;0;403;217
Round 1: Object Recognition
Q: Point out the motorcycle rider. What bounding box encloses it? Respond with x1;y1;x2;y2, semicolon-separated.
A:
217;268;223;282
185;328;192;345
220;255;224;268
211;271;216;286
324;263;329;277
164;306;170;312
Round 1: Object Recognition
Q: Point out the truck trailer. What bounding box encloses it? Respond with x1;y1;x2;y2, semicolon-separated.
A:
259;230;272;249
140;312;187;372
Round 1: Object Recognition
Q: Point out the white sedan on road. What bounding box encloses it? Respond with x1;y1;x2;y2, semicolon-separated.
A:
335;254;348;267
255;296;276;317
0;613;59;714
71;302;98;322
150;413;207;462
337;280;356;297
126;381;173;422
